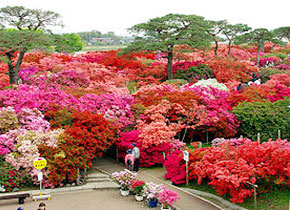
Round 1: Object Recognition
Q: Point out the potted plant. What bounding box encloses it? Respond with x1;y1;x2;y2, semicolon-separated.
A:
132;180;145;201
158;188;180;210
112;169;137;196
143;182;163;208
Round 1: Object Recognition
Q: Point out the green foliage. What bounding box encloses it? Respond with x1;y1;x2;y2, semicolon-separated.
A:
262;52;287;60
0;6;62;31
232;98;290;140
126;80;139;94
124;13;211;79
0;29;53;52
173;64;212;82
165;79;188;87
126;14;211;53
258;67;287;82
235;28;276;47
0;155;32;192
55;33;83;53
273;26;290;42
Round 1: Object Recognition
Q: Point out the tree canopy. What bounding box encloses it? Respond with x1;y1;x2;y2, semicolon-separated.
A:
124;14;211;79
0;6;63;31
0;6;73;84
222;23;251;56
235;28;283;66
274;26;290;42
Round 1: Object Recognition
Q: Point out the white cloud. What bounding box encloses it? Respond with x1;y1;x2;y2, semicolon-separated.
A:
0;0;289;35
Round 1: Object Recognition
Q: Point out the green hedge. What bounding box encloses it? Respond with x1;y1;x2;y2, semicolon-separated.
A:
232;98;290;141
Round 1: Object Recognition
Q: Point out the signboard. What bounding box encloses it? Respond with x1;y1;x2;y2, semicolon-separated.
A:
33;157;47;169
183;150;189;162
38;172;43;181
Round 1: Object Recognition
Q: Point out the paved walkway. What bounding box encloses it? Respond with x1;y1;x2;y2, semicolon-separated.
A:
0;189;148;210
94;158;221;210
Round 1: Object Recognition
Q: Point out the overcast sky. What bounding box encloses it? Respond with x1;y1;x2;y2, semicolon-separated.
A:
1;0;289;35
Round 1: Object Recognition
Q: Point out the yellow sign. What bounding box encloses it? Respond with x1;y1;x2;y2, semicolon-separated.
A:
33;157;47;169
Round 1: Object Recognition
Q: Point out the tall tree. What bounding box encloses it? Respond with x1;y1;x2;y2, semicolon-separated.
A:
222;24;251;57
235;28;281;67
273;26;290;42
206;20;227;57
124;14;211;80
0;30;53;84
0;6;67;84
0;6;63;31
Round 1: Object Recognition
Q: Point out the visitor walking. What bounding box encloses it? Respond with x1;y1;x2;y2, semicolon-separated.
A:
132;143;140;172
124;149;135;171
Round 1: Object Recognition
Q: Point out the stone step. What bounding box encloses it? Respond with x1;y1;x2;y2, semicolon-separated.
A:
86;177;112;183
87;173;109;179
29;182;119;195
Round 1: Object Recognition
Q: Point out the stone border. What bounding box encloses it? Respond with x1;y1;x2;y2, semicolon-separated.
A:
182;188;248;210
141;171;223;210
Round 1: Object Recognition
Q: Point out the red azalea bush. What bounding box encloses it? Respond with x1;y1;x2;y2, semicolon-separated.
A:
165;139;290;203
164;150;186;184
255;57;281;67
116;130;184;167
39;111;117;186
206;58;258;83
172;61;204;75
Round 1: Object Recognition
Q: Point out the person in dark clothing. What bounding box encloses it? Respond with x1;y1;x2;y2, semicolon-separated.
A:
38;202;46;210
237;83;242;92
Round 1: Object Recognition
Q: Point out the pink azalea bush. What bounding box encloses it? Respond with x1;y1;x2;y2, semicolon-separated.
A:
158;187;180;208
112;169;138;190
143;182;164;201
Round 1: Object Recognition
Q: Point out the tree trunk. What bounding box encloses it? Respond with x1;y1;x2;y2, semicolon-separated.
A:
213;35;218;57
7;49;26;84
167;46;174;80
227;40;232;57
256;46;261;67
8;63;18;84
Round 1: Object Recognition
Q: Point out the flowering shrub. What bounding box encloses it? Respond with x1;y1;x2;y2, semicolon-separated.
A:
143;182;164;201
116;130;185;167
0;156;31;192
17;108;50;132
158;187;180;208
0;107;19;134
172;61;204;75
173;63;213;82
211;137;252;147
255;57;281;67
164;150;186;184
112;169;138;190
165;139;290;203
276;64;290;70
185;78;229;91
206;58;258;83
132;180;146;195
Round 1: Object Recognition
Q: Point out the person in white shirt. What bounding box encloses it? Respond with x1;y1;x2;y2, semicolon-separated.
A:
131;143;140;172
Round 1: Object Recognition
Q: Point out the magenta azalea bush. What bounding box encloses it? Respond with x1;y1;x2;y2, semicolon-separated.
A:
158;187;180;208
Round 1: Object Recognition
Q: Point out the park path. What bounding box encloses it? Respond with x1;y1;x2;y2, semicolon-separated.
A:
93;157;221;210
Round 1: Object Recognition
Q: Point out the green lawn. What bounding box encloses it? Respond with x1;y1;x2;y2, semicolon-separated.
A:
82;45;126;52
183;181;289;210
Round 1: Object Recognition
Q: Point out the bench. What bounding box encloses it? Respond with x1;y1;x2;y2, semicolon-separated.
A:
0;192;30;204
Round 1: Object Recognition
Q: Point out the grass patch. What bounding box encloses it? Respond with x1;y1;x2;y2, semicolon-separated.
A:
82;45;126;51
181;180;289;210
